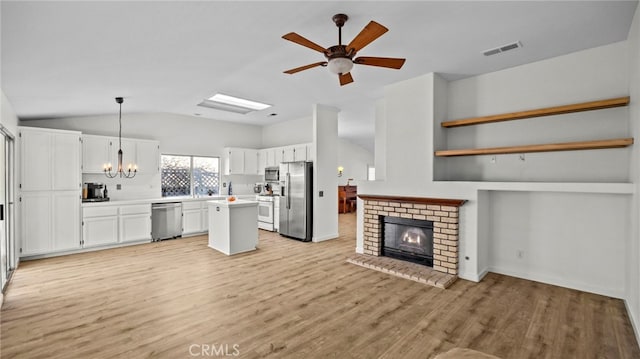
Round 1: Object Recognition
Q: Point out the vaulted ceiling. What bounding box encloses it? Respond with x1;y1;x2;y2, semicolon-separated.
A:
2;1;637;151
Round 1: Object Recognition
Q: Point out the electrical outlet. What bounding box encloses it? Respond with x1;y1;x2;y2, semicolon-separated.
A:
116;184;122;190
517;250;524;259
490;155;497;164
222;182;227;187
319;191;324;197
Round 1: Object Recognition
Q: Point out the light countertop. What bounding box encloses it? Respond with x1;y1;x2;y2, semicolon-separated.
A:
82;194;258;207
207;199;258;208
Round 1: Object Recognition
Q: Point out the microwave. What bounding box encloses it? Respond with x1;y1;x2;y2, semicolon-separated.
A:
264;166;279;181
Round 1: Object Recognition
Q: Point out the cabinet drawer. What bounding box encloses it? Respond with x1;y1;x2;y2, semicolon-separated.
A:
119;204;151;215
83;206;118;218
182;201;203;210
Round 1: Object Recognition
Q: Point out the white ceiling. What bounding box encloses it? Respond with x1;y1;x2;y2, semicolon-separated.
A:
2;1;637;151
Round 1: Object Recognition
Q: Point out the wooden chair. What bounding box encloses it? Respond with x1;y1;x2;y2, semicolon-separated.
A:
339;190;355;213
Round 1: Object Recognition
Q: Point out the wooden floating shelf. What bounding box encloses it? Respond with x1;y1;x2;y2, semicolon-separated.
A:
441;96;630;128
434;138;634;157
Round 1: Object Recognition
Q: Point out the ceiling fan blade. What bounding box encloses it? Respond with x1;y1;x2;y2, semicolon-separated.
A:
339;72;354;86
354;56;406;69
283;61;327;74
347;21;388;53
282;32;327;53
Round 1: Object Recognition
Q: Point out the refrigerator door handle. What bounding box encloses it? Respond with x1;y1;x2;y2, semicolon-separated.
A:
286;172;291;209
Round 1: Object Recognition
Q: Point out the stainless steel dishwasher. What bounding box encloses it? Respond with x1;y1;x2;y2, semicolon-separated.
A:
151;202;183;241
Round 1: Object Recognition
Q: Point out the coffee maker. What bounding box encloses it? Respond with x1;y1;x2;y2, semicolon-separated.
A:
83;183;109;202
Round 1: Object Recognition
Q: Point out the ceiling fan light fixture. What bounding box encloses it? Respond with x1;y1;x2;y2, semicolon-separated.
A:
327;57;353;75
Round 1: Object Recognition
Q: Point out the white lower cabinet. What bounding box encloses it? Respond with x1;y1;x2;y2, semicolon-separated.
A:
82;206;118;248
119;204;151;243
182;201;208;235
21;191;81;256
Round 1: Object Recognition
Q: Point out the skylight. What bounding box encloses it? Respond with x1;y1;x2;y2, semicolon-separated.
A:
208;93;271;111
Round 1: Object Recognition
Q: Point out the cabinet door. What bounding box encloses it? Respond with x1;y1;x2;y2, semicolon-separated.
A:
275;148;286;164
53;133;81;191
282;147;295;162
266;149;277;167
293;145;307;162
120;214;151;242
182;209;203;235
244;149;259;175
21;192;52;255
83;216;118;247
109;138;137;172
225;149;245;175
136;140;160;174
82;135;111;173
306;143;315;162
20;129;52;191
257;150;267;175
202;207;209;232
52;191;81;251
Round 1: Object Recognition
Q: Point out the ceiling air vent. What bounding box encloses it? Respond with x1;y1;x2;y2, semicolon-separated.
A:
483;41;522;56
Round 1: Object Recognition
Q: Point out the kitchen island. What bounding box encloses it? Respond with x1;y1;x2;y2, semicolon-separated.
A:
208;199;259;255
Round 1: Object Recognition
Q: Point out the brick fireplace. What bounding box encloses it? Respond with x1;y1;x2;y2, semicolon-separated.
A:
359;195;465;276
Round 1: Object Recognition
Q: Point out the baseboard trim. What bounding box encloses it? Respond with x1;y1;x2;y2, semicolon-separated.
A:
624;299;640;347
488;266;624;299
313;233;339;242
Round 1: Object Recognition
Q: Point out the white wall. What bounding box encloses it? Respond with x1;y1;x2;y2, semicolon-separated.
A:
312;104;339;242
359;40;635;295
445;41;630;182
1;90;19;136
488;191;628;298
626;3;640;342
374;99;386;181
337;139;373;185
261;116;312;148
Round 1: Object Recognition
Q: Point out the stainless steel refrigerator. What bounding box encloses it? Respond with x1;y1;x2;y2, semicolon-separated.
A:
279;161;313;241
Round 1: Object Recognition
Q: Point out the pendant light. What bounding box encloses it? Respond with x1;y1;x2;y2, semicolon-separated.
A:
104;97;137;178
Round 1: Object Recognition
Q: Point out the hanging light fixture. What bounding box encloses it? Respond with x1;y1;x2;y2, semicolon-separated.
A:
104;97;137;178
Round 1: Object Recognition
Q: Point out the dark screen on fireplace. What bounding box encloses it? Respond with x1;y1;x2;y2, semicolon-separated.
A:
382;216;434;267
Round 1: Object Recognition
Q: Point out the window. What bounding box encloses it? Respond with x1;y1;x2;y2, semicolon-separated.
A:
161;155;220;197
367;165;376;181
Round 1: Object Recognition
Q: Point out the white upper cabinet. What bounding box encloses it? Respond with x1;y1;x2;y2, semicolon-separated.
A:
292;145;307;162
82;135;111;173
266;149;277;167
20;127;81;191
53;132;82;190
244;149;259;175
257;149;267;175
136;140;160;174
82;134;159;174
20;129;52;191
224;148;245;175
282;146;295;162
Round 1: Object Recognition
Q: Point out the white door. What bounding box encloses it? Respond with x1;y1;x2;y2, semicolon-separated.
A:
52;133;81;191
52;191;81;251
266;149;276;167
82;135;110;173
83;216;118;247
120;214;151;242
0;134;6;289
20;129;51;191
21;192;52;255
136;140;160;174
202;207;209;232
275;148;285;165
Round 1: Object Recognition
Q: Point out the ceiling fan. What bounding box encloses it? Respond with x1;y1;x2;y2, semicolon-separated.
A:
282;14;406;86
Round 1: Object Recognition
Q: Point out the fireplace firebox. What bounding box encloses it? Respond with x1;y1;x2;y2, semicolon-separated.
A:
382;216;433;267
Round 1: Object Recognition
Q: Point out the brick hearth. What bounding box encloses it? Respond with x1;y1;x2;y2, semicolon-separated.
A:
359;195;465;276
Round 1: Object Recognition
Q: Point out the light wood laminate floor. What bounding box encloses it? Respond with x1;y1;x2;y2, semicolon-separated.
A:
1;213;639;358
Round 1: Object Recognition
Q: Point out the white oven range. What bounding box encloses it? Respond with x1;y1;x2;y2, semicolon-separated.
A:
257;195;277;231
